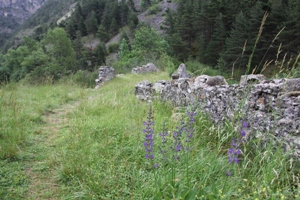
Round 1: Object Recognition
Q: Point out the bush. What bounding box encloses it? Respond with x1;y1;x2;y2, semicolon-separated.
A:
68;70;98;88
108;42;119;53
148;4;162;15
290;62;300;78
185;59;221;76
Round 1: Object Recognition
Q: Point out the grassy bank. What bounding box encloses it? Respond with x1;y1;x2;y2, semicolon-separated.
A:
1;72;299;199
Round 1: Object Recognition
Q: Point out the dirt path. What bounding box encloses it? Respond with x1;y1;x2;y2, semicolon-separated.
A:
24;103;78;199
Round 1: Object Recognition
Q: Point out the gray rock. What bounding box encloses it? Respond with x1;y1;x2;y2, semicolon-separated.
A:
131;63;159;74
172;63;191;79
95;66;115;89
240;74;266;85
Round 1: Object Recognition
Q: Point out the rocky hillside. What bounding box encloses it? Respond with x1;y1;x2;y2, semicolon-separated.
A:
0;0;47;33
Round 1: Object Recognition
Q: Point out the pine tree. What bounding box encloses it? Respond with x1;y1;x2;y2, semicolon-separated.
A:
97;24;109;42
66;19;77;40
281;0;300;55
205;13;227;66
94;42;107;66
221;11;250;70
85;11;99;35
109;18;119;36
77;16;87;36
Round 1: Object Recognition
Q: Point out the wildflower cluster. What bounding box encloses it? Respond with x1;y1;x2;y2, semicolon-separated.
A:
228;120;248;165
143;105;154;159
142;105;197;168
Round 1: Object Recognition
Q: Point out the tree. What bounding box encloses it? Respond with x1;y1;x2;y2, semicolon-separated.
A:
132;26;169;58
3;46;31;81
281;0;300;55
77;16;87;36
42;28;76;78
205;13;227;66
66;19;77;39
141;0;152;10
97;24;109;42
85;11;99;35
21;48;49;74
94;42;107;66
73;31;87;69
221;11;251;70
119;38;130;59
109;18;119;36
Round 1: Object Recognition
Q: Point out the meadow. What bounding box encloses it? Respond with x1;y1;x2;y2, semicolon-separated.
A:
0;72;299;199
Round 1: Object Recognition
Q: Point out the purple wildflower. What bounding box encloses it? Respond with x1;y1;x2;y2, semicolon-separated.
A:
227;120;249;169
228;147;241;164
143;105;155;160
241;129;246;137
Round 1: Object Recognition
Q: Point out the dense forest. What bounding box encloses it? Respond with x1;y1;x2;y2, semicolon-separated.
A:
0;0;299;84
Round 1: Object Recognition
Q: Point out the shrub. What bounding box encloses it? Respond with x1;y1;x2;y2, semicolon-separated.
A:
108;42;119;53
148;4;162;15
68;70;98;88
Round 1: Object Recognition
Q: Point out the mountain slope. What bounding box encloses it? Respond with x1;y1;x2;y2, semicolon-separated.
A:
0;0;47;33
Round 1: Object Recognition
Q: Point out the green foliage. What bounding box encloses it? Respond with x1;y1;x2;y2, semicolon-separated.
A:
118;38;130;59
132;26;169;58
165;0;300;75
114;26;170;73
93;42;108;66
96;24;109;42
0;160;28;199
107;42;119;53
85;11;99;35
66;70;98;88
148;4;162;15
41;28;76;78
185;58;221;76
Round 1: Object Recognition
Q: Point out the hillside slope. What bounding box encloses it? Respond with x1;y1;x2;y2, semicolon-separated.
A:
0;0;47;33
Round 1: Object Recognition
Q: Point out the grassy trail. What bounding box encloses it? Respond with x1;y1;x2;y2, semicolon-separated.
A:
24;103;79;199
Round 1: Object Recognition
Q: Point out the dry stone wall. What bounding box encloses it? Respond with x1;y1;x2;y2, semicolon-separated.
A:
135;74;300;157
95;66;115;89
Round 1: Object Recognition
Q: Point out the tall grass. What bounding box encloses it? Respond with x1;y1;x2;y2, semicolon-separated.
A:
0;71;299;199
52;72;299;199
0;82;86;158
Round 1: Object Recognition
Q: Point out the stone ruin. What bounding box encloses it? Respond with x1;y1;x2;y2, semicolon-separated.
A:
135;64;300;158
95;66;115;89
131;63;159;74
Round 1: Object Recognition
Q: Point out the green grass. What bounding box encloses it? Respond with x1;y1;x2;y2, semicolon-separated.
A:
1;72;300;199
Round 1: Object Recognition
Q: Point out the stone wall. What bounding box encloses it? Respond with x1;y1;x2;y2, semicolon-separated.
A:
135;74;300;157
95;66;115;89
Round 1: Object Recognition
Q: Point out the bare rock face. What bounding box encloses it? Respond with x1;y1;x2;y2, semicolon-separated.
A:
131;63;159;74
95;66;115;89
0;0;47;33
